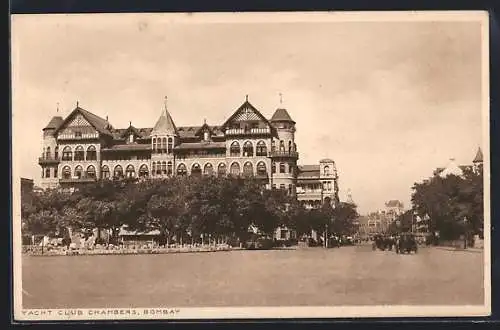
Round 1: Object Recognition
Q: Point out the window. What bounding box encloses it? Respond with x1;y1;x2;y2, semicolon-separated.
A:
243;162;253;177
289;163;294;174
126;165;135;178
203;131;209;141
45;147;51;159
177;163;187;176
279;163;285;173
152;138;157;152
280;184;286;190
74;146;84;161
230;141;240;157
162;138;167;152
129;134;134;143
324;166;330;176
74;131;82;138
256;141;267;156
114;165;124;179
168;137;173;154
54;146;59;159
161;161;166;175
139;164;149;178
279;140;285;152
191;163;202;176
256;161;267;176
45;168;50;178
74;165;83;179
327;182;332;191
272;184;276;189
288;184;293;195
152;162;156;176
167;161;173;176
62;166;71;179
243;141;253;157
204;163;214;175
293;143;297;152
230;162;240;176
86;145;97;160
272;163;276;174
86;165;96;179
54;167;58;178
217;163;227;177
271;140;276;152
101;165;110;179
62;146;72;161
288;141;292;153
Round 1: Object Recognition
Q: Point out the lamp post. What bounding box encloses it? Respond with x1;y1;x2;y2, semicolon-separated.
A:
463;217;468;249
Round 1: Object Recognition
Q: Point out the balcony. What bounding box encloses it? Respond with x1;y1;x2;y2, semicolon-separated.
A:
59;176;97;184
38;156;60;165
225;127;271;136
268;150;299;159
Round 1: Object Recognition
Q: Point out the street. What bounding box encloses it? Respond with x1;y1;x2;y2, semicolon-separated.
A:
21;245;484;308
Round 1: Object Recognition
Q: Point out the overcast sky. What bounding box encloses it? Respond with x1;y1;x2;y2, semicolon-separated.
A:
11;13;486;214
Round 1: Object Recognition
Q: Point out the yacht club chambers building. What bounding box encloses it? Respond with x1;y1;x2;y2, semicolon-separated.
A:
39;96;340;209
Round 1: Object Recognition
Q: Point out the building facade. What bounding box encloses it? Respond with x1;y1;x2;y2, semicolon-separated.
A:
38;97;339;207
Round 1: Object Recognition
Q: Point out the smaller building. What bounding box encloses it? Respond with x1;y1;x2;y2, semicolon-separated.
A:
21;178;34;206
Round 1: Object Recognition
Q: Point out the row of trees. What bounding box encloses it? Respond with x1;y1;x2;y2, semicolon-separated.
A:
410;167;483;240
22;176;359;245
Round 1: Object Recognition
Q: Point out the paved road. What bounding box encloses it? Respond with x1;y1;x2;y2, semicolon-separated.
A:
21;245;484;308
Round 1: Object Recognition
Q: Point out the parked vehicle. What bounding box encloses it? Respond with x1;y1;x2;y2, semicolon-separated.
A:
372;235;396;251
245;235;274;250
395;233;418;254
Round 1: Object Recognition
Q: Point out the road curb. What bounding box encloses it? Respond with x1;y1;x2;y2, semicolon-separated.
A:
434;246;483;253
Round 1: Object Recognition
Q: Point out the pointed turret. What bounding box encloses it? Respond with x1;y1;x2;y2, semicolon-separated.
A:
473;147;483;164
151;97;178;136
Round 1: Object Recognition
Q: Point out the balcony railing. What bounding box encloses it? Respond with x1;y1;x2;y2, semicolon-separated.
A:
268;150;299;158
225;127;271;136
59;176;97;184
38;156;60;165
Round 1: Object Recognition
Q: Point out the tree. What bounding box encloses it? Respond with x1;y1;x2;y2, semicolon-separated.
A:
332;202;359;235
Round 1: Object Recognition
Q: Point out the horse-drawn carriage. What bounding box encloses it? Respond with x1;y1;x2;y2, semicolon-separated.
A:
395;233;418;254
372;235;396;251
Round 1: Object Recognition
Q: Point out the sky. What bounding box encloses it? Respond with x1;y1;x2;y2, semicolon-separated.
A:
11;13;486;214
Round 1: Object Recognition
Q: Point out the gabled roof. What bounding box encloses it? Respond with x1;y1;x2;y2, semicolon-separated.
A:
120;124;141;138
473;147;483;163
43;116;63;131
195;123;214;136
297;165;320;178
270;108;295;123
220;100;273;130
319;158;335;163
151;104;178;136
53;106;113;136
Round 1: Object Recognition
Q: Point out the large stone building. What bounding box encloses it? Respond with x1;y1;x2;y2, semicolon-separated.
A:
38;97;339;207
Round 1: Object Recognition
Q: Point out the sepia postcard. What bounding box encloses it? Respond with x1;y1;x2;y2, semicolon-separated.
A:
11;11;491;321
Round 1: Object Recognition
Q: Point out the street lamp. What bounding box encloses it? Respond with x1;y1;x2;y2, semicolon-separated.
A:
463;217;468;249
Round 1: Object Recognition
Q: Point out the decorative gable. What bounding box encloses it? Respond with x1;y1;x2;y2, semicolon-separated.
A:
232;105;262;121
57;112;99;140
221;100;273;132
67;114;92;127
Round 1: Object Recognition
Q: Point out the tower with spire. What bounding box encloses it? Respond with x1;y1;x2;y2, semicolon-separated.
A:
39;103;64;189
473;147;483;174
150;96;178;177
269;93;298;195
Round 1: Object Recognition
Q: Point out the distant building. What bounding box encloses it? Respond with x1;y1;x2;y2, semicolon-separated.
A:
21;178;34;206
433;147;483;178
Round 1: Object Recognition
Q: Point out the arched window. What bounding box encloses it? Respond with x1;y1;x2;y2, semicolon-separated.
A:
230;162;240;176
279;141;285;152
54;146;59;159
256;141;267;156
114;165;124;179
324;166;330;176
74;165;83;179
167;161;173;176
272;162;276;173
126;165;135;178
279;162;285;173
204;163;214;175
86;145;97;160
230;141;240;157
62;166;71;179
45;146;51;159
161;161;166;175
86;165;96;179
152;138;157;152
177;163;187;176
289;162;294;174
243;141;253;157
162;138;167;152
257;161;267;176
62;146;72;161
168;137;173;154
191;163;202;176
217;163;227;177
74;146;84;161
243;162;254;177
45;168;50;178
271;140;276;152
288;141;292;153
139;164;149;178
152;162;156;176
293;143;297;152
101;165;110;179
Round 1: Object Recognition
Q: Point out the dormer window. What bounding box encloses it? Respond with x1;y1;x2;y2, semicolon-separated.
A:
203;131;209;141
129;134;134;143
